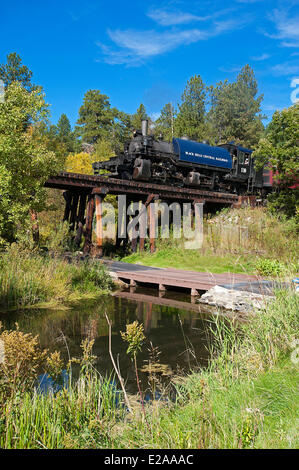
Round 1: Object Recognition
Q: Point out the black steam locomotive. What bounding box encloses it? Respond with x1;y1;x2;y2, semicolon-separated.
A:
92;120;272;195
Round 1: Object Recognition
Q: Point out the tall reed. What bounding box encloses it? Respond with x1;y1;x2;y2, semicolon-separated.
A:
0;246;114;309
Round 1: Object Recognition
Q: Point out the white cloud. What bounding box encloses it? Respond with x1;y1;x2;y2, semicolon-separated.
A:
266;8;299;48
146;7;233;26
218;65;242;73
99;18;246;66
271;61;299;76
236;0;264;3
147;9;210;26
251;53;271;61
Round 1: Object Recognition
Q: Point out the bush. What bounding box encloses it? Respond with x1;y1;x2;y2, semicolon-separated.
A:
267;189;299;222
70;260;115;293
0;324;48;397
255;258;286;277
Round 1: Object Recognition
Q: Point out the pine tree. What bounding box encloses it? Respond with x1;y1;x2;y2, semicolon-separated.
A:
111;110;132;153
175;75;206;140
56;113;76;152
208;65;264;147
75;90;115;144
0;52;35;91
154;103;176;141
131;104;149;131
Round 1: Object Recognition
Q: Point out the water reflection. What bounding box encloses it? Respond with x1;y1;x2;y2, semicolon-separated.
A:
38;370;69;394
0;288;213;393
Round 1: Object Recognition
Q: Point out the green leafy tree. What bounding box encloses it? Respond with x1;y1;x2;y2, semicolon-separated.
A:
254;103;299;218
0;83;63;243
208;65;264;147
0;52;35;91
75;90;116;144
154;103;176;141
175;74;206;140
94;138;115;162
33;121;68;162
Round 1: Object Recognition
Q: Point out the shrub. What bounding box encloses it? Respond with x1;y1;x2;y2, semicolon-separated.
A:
0;324;48;397
70;260;115;293
255;258;286;277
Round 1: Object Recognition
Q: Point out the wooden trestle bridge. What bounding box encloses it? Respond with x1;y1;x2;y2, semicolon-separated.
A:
45;171;256;256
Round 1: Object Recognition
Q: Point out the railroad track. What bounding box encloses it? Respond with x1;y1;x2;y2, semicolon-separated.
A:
45;171;241;204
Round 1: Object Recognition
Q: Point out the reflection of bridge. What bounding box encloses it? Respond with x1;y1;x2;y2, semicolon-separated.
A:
45;172;256;255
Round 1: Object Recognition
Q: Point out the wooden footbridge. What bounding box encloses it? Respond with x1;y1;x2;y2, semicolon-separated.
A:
103;260;260;296
45;171;256;255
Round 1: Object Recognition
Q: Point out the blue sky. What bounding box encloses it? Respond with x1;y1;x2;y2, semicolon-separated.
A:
1;0;298;127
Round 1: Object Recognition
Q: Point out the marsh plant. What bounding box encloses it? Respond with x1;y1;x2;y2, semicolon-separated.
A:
0;323;48;398
0;246;114;309
0;328;123;449
121;321;152;431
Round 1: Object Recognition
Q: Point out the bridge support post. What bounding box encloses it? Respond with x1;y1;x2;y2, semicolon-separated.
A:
120;198;132;252
139;236;145;252
74;193;87;247
63;191;72;222
191;288;199;297
192;199;205;251
139;194;157;253
77;194;87;229
83;194;95;254
131;199;139;253
148;202;156;254
69;193;79;232
95;194;106;257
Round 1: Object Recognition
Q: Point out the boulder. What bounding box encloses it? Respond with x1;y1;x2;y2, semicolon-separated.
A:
198;285;274;314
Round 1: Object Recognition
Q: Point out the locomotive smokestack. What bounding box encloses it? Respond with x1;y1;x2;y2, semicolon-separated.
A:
141;119;148;136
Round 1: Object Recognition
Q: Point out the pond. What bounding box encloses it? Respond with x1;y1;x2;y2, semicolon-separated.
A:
0;286;215;394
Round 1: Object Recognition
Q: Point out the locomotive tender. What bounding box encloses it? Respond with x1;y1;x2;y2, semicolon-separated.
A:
92;120;271;195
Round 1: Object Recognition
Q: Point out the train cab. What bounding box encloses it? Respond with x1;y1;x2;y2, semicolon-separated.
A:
219;143;253;180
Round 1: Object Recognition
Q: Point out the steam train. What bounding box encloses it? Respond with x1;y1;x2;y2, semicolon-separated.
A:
92;120;273;195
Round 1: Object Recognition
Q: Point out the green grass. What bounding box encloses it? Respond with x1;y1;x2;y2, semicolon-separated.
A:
123;248;257;274
121;207;298;276
0;246;115;310
107;361;298;449
0;374;123;449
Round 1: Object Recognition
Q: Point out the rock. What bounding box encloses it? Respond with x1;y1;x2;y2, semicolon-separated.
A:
198;285;274;314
